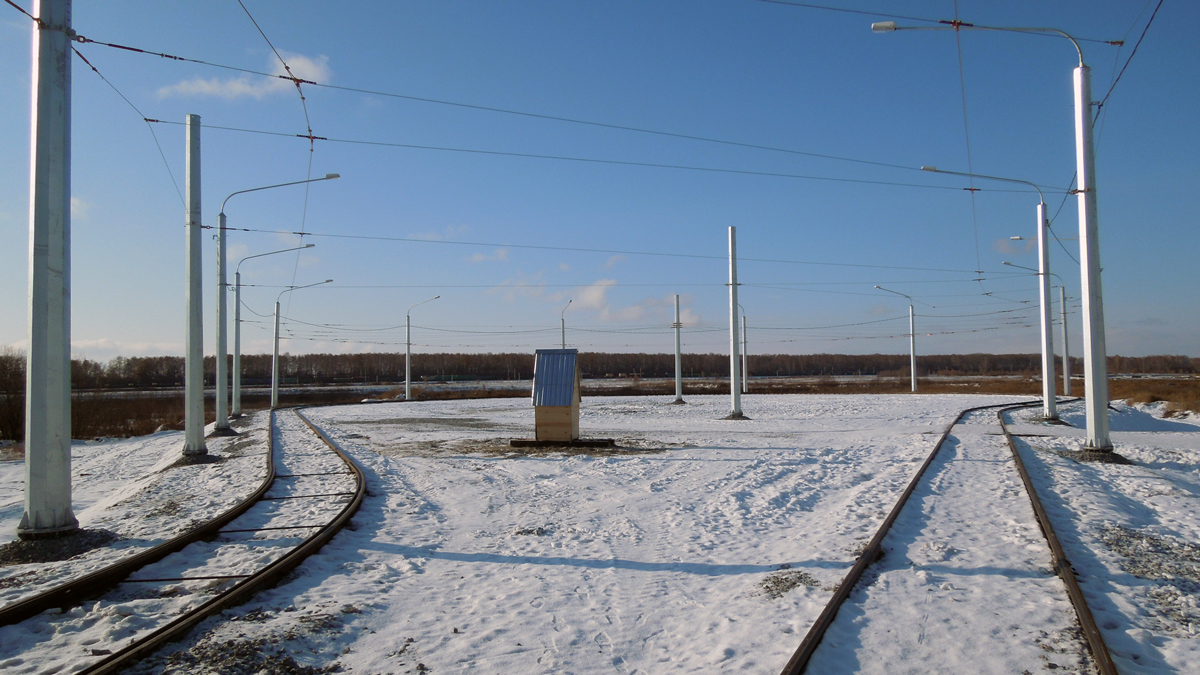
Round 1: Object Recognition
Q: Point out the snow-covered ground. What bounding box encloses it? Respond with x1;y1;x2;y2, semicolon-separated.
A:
1007;401;1200;674
0;412;270;605
2;394;1197;674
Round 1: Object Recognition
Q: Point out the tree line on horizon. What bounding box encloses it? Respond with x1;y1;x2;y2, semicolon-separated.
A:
1;348;1197;441
8;349;1200;390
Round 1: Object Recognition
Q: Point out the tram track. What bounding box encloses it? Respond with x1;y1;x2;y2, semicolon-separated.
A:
780;399;1119;675
0;408;364;675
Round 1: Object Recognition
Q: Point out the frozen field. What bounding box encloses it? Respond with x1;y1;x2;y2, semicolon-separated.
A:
1;394;1198;674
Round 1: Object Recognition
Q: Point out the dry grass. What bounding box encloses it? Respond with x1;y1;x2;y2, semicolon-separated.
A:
1110;378;1200;416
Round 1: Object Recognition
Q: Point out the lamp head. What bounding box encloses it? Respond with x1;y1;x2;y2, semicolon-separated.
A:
871;21;898;33
874;285;882;289
921;166;937;172
324;173;340;180
1010;236;1024;241
325;279;334;283
304;243;315;248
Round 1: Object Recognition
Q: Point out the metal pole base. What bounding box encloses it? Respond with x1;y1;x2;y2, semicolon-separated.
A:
207;427;239;438
16;519;79;540
1075;448;1128;464
723;412;750;420
668;398;687;405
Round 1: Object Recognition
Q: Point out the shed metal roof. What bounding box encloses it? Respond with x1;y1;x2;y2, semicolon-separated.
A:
532;349;578;407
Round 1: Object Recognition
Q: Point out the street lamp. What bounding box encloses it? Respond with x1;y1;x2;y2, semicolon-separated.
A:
232;244;315;417
560;299;572;349
923;166;1057;419
873;18;1110;448
406;295;440;401
272;279;333;408
1006;261;1073;397
216;173;339;431
875;286;918;392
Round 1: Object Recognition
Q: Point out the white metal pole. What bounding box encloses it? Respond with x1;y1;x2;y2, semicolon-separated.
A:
1060;285;1071;396
271;301;281;408
20;0;77;538
232;271;242;416
560;299;571;349
183;114;207;455
673;294;683;404
405;313;412;401
1037;202;1057;419
1074;65;1111;449
728;227;742;417
908;304;917;393
214;212;231;433
741;313;748;394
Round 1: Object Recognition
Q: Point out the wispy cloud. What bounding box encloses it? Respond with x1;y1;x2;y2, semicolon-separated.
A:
470;248;509;263
992;237;1035;256
489;271;548;302
70;197;91;222
411;224;470;241
576;279;617;310
157;52;331;100
604;255;627;269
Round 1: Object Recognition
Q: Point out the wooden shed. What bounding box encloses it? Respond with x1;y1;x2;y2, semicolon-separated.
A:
532;348;580;441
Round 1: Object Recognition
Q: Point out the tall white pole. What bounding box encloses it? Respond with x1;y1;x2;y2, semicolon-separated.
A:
232;271;242;416
741;313;748;394
183;114;207;455
1037;202;1057;419
560;299;571;350
1074;65;1111;450
1060;285;1071;396
673;294;684;404
213;212;232;433
728;227;743;418
20;0;77;538
404;294;438;402
908;304;917;393
271;301;281;408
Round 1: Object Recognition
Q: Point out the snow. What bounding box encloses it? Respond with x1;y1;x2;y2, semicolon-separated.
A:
1;394;1198;674
0;413;270;605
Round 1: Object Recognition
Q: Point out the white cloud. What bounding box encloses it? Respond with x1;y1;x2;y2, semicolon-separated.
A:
470;248;509;263
576;279;617;310
70;197;91;222
559;263;570;271
411;224;470;241
488;271;548;303
70;338;182;361
604;255;627;269
157;52;331;100
992;237;1035;256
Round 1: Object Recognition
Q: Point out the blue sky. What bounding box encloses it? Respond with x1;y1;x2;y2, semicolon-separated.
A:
1;1;1197;362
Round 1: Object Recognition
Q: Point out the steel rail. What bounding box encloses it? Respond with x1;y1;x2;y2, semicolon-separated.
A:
77;407;365;674
0;419;277;627
999;406;1119;675
779;399;1040;675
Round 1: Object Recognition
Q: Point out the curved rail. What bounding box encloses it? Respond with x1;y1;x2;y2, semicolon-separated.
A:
0;416;277;627
75;407;365;674
779;399;1116;675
